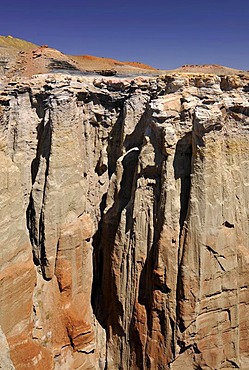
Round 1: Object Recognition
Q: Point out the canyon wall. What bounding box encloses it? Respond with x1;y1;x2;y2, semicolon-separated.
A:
0;73;249;369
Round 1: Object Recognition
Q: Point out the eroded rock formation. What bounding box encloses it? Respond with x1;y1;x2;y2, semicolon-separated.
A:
0;72;249;369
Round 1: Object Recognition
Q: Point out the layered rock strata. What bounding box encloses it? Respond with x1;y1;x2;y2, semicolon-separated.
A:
0;73;249;369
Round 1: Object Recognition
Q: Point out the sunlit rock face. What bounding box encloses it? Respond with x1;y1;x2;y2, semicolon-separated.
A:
0;72;249;369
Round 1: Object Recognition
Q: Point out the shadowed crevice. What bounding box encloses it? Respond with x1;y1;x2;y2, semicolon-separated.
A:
174;132;193;335
26;97;52;279
91;149;140;337
173;132;192;233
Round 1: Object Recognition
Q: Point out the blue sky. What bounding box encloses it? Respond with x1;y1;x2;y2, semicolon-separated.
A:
1;0;249;70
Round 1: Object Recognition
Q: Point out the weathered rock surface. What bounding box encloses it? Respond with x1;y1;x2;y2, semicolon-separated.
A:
0;326;14;369
0;72;249;369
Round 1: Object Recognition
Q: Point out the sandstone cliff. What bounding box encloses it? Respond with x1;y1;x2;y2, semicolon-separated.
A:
0;72;249;369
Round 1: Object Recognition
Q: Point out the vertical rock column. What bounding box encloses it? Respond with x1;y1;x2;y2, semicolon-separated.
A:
0;92;53;369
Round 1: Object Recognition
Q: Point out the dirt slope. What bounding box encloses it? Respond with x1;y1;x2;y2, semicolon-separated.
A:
0;35;158;78
0;35;248;78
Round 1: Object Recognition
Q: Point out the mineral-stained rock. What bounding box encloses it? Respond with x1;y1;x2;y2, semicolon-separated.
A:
0;72;249;369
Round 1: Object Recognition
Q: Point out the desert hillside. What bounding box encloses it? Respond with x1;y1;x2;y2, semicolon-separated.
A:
0;35;159;78
0;35;248;79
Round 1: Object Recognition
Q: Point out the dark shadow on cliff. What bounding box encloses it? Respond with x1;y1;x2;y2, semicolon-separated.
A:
107;109;125;178
91;146;140;337
173;132;192;233
91;107;152;345
173;132;193;333
107;100;150;178
26;94;52;279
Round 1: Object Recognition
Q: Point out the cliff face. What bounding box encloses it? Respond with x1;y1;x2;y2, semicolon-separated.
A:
0;73;249;370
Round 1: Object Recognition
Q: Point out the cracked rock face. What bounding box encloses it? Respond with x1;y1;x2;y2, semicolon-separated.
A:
0;73;249;369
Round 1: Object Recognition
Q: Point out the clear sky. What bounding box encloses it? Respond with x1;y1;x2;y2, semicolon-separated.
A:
1;0;249;70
